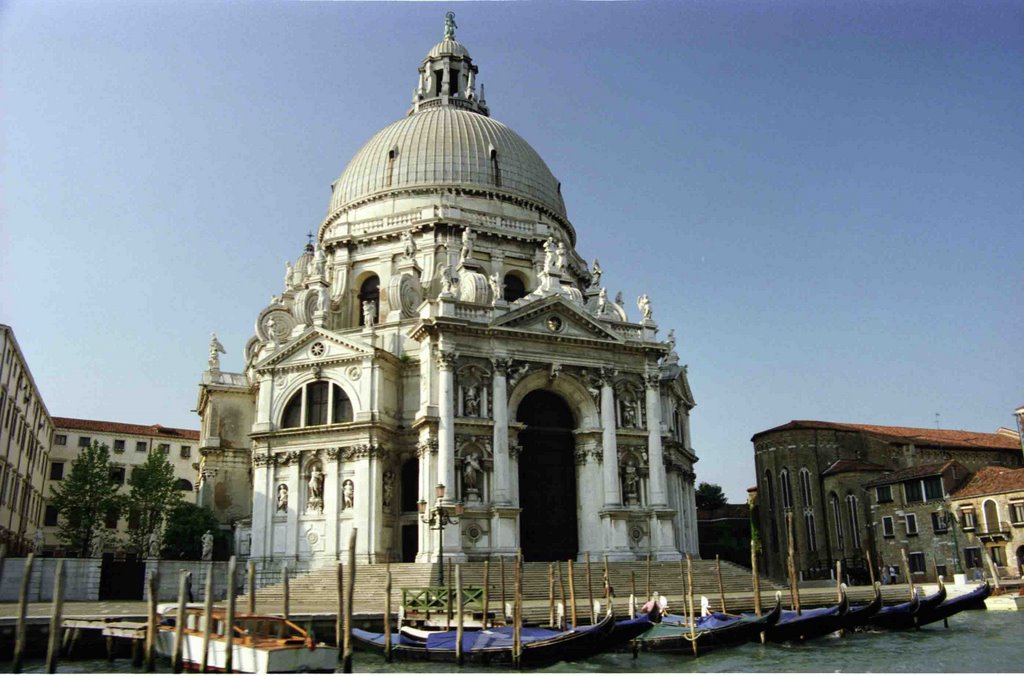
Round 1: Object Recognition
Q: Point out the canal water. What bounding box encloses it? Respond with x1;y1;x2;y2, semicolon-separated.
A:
13;609;1023;673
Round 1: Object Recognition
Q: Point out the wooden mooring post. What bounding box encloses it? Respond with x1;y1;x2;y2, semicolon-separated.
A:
342;528;356;674
646;553;652;598
172;570;188;673
786;511;801;615
512;554;522;669
567;559;577;628
603;554;611;616
900;548;914;602
383;569;392;662
586;552;595;623
716;554;727;614
45;559;65;674
200;564;214;672
335;562;343;659
224;556;237;675
750;539;763;616
548;563;555;627
499;557;507;625
247;560;256;615
12;552;35;673
455;564;464;666
557;560;566;630
145;570;158;671
686;554;697;657
282;562;290;622
865;548;877;586
482;560;490;629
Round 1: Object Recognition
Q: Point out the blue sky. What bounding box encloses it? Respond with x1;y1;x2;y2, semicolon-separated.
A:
2;1;1022;503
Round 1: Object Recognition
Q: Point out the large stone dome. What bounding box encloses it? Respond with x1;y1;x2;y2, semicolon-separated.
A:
328;106;567;219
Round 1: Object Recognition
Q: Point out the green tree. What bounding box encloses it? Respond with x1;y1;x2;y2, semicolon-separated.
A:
125;449;182;554
695;482;728;510
162;503;220;560
49;442;122;555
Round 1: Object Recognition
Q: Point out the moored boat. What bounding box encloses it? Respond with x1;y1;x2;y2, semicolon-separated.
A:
866;583;946;631
918;581;991;627
842;583;883;629
633;595;782;655
767;589;849;643
154;604;338;673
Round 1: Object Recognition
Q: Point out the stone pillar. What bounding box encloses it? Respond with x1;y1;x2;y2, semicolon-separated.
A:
645;373;667;507
600;375;620;506
250;455;271;559
491;358;510;505
324;452;340;558
437;350;457;497
284;453;300;559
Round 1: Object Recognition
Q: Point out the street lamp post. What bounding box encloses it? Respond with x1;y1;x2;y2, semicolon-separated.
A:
419;483;463;587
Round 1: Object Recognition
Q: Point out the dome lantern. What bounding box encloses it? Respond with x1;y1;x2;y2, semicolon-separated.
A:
410;12;489;117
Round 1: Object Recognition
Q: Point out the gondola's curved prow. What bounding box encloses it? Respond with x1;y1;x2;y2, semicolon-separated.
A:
767;587;849;643
843;582;883;629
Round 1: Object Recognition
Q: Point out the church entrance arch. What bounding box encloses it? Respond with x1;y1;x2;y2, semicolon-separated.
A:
516;390;578;561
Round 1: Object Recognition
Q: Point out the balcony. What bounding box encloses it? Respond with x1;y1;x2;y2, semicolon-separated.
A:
976;521;1011;540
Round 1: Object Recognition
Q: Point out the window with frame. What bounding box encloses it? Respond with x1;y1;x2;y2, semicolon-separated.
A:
135;441;147;453
54;434;67;446
157;443;170;454
44;505;58;527
110;466;126;485
281;382;354;429
831;493;845;548
922;476;943;501
960;508;976;530
306;381;329;426
1010;502;1024;525
358;275;380;326
104;507;119;529
804;512;817;552
780;468;793;510
908;551;926;574
904;480;923;503
905;512;918;535
49;461;64;481
78;436;91;448
113;439;125;452
846;495;861;548
964;547;982;568
875;485;892;503
990;546;1006;566
799;468;812;506
180;446;191;459
931;510;949;533
763;470;775;512
127;508;141;531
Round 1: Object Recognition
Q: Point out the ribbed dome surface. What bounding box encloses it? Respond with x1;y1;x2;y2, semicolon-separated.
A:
427;37;470;59
328;107;566;217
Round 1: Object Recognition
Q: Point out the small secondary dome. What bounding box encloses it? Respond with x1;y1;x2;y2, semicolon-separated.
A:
326;12;566;220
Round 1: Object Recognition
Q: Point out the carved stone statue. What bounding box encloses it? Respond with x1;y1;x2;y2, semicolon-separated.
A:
615;291;624;306
444;10;457;40
32;530;44;555
597;287;608;315
459;228;474;264
90;531;104;559
621;397;637;428
342;480;355;510
637;294;653;322
507;362;530;389
590;259;602;288
464;386;480;417
401;231;416;259
542;238;557;273
285;261;293;289
316;287;328;313
201;530;214;561
313;246;327;276
623;461;640;504
277;484;288;512
666;329;676;352
489;272;503;304
362;300;376;328
147;530;161;559
382;470;395;508
555;241;567;273
463;453;482;494
440;269;455;297
307;466;325;514
208;333;226;370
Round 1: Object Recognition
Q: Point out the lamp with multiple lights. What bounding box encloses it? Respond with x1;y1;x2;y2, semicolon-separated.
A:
418;483;464;586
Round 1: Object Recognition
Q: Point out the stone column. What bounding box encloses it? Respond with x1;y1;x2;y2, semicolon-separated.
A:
645;373;667;507
491;358;511;505
437;349;457;497
324;451;340;558
284;452;300;559
250;454;271;560
600;373;620;506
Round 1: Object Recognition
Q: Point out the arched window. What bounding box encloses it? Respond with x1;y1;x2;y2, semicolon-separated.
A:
400;458;419;513
983;499;1001;533
798;468;813;506
282;391;303;429
779;468;793;510
804;512;817;552
830;492;845;550
306;381;329;426
359;275;380;326
332;384;353;423
503;273;527;303
763;470;775;511
846;494;861;548
176;479;194;492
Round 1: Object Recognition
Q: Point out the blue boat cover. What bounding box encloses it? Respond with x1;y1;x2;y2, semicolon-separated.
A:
777;605;839;625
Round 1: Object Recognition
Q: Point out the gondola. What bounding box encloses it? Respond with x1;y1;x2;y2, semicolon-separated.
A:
766;589;849;642
633;595;782;655
866;583;946;631
351;610;618;668
841;583;883;629
916;581;991;628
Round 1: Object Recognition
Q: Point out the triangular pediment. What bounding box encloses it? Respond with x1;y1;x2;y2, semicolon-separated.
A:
254;327;374;371
491;296;624;342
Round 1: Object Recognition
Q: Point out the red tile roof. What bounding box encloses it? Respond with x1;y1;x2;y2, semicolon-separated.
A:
863;461;959;488
52;417;199;441
752;420;1021;451
952;466;1024;499
822;459;890;476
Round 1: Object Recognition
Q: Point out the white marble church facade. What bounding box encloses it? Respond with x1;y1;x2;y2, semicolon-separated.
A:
197;17;700;571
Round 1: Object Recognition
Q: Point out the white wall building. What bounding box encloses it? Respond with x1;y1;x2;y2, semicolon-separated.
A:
45;417;200;552
199;17;700;571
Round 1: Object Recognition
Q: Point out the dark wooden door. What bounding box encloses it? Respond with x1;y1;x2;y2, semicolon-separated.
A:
99;553;145;600
401;524;419;563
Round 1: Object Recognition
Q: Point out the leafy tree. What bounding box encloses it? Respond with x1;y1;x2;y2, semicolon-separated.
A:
49;442;123;555
695;482;728;510
162;503;220;560
125;449;182;554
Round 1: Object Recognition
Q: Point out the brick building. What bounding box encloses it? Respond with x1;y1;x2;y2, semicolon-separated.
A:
949;466;1024;580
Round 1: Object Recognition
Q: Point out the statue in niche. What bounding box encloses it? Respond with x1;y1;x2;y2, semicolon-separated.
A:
401;231;416;259
440;269;455;297
307;465;325;514
463;453;482;499
313;246;327;276
316;287;328;313
201;530;214;561
590;259;602;288
208;333;226;371
555;241;567;273
637;294;653;322
621;397;637;428
277;484;288;512
382;471;395;508
464;386;480;417
147;530;161;559
459;228;474;264
542;238;557;273
342;480;355;510
489;272;502;304
597;287;608;315
362;300;376;328
623;461;640;505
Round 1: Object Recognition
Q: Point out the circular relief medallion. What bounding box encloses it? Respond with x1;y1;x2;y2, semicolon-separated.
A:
347;365;361;381
546;315;563;333
465;523;482;543
310;341;326;357
306;530;320;546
